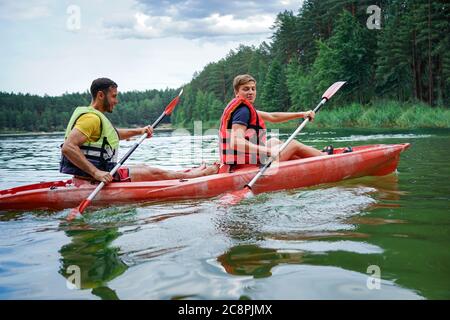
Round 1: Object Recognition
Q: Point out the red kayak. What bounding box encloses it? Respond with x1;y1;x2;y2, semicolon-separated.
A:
0;144;410;211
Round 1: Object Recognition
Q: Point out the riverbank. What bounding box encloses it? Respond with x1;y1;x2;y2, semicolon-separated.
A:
0;123;175;137
2;102;449;136
308;101;450;129
175;101;450;130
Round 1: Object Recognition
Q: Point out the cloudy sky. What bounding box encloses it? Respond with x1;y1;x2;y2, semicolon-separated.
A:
0;0;304;96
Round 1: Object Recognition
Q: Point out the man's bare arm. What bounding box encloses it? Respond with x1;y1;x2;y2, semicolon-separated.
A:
257;110;315;123
117;126;153;140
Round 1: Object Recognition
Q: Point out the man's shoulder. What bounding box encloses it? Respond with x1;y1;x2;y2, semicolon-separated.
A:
74;113;102;138
234;103;251;112
231;105;251;126
77;113;101;124
234;105;251;115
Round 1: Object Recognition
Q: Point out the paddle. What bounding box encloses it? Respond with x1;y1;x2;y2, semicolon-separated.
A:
219;81;346;205
67;89;183;221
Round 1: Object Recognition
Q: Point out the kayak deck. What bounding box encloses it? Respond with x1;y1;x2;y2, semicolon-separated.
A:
0;144;410;211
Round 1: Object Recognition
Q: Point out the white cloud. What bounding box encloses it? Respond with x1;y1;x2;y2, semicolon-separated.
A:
203;13;275;36
102;0;304;40
135;0;303;19
280;0;296;6
107;12;275;39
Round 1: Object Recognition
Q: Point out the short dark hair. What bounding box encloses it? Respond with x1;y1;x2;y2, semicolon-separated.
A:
90;78;118;99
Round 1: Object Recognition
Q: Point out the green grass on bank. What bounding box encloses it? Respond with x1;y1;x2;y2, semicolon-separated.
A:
177;101;450;130
310;101;450;129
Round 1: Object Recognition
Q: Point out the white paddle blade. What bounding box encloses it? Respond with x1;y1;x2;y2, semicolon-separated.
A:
322;81;346;100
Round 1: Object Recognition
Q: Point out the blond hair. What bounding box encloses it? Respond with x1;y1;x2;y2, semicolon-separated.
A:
233;74;256;93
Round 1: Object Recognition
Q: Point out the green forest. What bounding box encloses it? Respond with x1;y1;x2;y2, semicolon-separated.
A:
0;89;178;132
1;0;449;133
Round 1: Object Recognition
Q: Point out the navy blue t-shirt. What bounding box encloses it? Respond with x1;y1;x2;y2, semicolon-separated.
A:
231;105;250;127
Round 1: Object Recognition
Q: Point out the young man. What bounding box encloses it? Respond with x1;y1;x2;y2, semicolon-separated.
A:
61;78;218;183
219;74;325;169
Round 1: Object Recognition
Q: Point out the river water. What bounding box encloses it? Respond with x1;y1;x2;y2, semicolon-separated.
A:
0;128;449;300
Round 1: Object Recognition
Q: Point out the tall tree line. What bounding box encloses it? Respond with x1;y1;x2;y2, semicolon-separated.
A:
0;89;177;132
172;0;449;126
1;0;448;132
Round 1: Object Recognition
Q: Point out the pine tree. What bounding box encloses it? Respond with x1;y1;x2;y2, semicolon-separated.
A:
271;10;300;64
286;56;316;110
313;11;373;103
260;57;290;111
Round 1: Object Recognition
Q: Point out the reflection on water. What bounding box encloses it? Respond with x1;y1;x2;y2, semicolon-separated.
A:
1;129;449;299
59;224;127;300
217;245;303;278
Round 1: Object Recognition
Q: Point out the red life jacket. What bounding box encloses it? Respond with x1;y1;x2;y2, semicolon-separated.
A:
219;97;266;165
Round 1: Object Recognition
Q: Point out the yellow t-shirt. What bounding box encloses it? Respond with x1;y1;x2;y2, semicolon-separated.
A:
74;113;101;142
